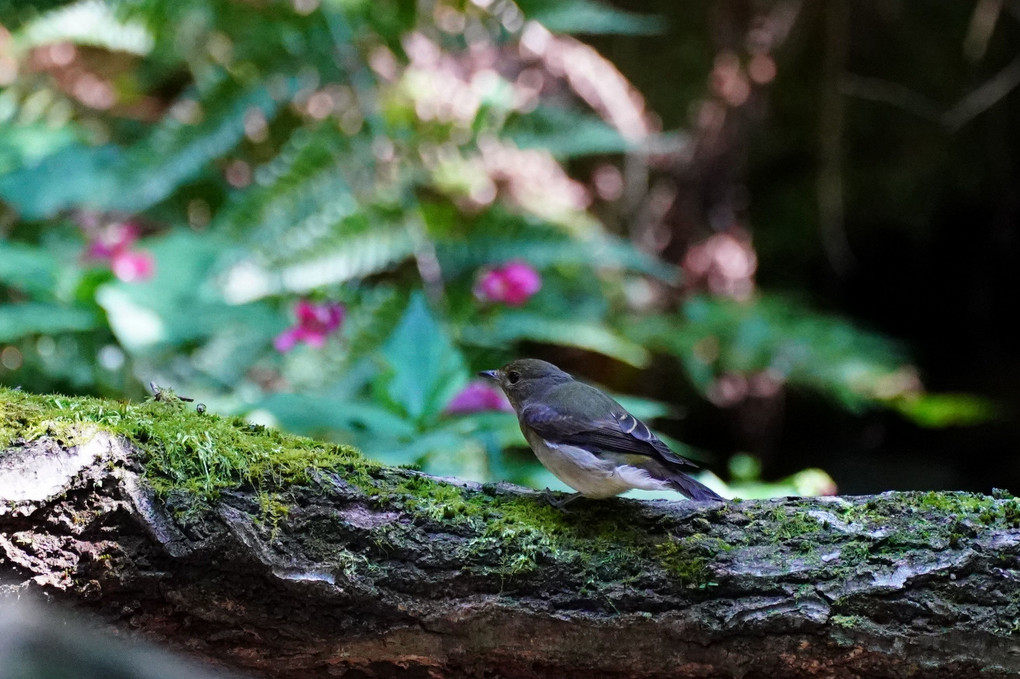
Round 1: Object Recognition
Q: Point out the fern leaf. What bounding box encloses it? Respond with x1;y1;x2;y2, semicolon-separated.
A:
0;79;291;217
214;124;355;246
113;78;293;212
462;311;650;368
220;220;415;302
13;0;153;55
435;214;675;281
337;286;408;367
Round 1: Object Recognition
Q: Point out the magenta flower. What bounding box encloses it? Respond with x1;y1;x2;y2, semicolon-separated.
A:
474;260;541;306
85;221;140;260
110;251;155;282
274;299;345;352
83;221;155;283
445;381;513;414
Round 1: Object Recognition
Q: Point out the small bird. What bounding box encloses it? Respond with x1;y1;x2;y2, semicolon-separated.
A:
480;358;724;503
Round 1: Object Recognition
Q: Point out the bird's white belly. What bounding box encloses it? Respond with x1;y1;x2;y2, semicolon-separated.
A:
525;432;669;499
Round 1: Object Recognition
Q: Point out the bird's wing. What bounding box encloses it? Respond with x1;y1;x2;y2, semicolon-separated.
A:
518;390;699;470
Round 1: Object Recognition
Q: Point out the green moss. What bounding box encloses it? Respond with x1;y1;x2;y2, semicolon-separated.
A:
767;504;823;540
656;533;723;587
834;491;1013;542
839;540;870;566
369;472;717;585
0;386;370;512
830;614;867;629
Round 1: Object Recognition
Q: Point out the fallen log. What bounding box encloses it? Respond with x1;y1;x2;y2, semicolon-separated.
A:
1;387;1018;678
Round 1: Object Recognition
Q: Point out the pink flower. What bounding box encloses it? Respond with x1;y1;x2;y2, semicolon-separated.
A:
445;381;513;414
83;221;155;283
274;299;345;352
110;251;155;282
474;260;541;306
85;221;139;259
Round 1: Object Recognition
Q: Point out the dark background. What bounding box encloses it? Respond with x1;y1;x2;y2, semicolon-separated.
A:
590;1;1020;494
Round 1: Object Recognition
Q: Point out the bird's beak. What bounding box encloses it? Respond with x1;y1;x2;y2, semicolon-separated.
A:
478;369;499;381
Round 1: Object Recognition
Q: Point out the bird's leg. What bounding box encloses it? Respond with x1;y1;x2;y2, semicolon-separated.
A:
542;489;585;511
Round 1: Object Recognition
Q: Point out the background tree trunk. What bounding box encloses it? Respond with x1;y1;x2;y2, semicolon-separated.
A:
2;427;1019;678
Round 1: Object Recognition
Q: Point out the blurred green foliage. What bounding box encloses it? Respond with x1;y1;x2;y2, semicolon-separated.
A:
0;0;989;497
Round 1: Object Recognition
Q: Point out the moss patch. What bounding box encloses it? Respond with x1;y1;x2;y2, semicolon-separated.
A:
374;473;714;586
0;386;368;508
1;387;715;589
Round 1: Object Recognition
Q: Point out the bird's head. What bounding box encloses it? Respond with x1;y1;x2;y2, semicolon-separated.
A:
479;358;571;409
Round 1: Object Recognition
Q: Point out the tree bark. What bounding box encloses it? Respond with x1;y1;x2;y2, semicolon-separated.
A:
2;425;1019;678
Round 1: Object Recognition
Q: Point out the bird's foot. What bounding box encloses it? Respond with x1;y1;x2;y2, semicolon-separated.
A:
542;489;584;511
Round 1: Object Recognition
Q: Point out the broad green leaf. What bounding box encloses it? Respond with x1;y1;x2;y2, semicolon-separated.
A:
95;231;279;354
0;144;121;219
0;121;81;174
0;302;99;341
0;240;59;297
893;393;998;427
254;393;417;438
380;292;468;424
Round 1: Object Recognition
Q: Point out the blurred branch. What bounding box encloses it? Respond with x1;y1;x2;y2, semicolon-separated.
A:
817;1;855;277
841;54;1020;131
963;0;1003;62
943;54;1020;129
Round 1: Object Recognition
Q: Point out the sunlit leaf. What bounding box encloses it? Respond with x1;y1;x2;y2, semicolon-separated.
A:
14;0;154;55
95;231;279;354
893;393;998;427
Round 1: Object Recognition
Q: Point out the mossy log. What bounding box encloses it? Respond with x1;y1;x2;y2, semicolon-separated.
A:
1;389;1020;678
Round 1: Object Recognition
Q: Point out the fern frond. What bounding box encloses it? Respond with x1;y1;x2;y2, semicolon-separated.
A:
274;223;416;292
628;294;913;411
338;286;408;368
113;78;292;212
13;0;153;55
220;219;416;302
436;215;675;281
214;124;353;243
462;311;650;368
0;78;291;217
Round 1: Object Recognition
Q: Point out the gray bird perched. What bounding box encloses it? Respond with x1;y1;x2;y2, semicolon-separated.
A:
480;358;724;503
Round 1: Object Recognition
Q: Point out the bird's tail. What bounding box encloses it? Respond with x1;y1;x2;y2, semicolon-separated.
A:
668;473;725;502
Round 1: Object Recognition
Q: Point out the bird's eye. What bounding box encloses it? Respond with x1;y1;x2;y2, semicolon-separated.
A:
507;370;521;384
